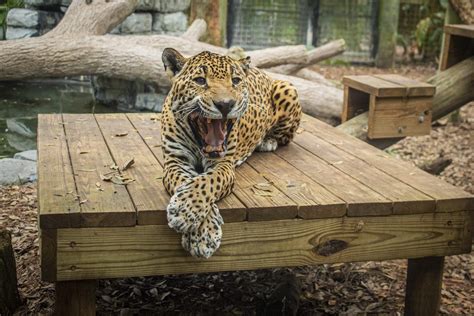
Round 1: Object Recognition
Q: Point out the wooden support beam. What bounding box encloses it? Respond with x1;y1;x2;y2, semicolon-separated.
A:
0;230;21;315
44;211;471;282
405;256;444;316
55;280;96;316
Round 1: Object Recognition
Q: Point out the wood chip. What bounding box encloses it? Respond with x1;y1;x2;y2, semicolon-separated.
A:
121;158;135;172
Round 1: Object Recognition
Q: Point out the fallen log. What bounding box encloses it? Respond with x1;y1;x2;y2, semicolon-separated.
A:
0;0;344;120
267;39;346;75
337;57;474;149
0;230;21;315
181;19;207;41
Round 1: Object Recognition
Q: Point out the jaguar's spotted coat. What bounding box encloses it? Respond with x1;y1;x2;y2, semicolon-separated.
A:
161;48;301;258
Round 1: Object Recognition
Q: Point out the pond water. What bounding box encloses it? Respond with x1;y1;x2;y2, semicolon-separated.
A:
0;80;119;158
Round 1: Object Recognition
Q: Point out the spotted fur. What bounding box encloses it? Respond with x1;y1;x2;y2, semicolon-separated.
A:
161;48;302;258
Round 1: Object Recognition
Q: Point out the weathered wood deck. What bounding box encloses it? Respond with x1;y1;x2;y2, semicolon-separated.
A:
38;113;473;314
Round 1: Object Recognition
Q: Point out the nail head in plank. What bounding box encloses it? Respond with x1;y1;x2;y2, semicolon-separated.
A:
38;114;81;228
54;211;472;281
62;114;136;227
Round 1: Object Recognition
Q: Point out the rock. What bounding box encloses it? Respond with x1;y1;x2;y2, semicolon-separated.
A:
0;158;37;185
13;150;37;162
0;29;4;41
152;12;187;35
136;0;155;11
154;0;190;12
6;118;36;138
135;93;166;112
92;77;140;109
24;0;61;8
6;8;61;30
5;27;39;40
119;13;152;34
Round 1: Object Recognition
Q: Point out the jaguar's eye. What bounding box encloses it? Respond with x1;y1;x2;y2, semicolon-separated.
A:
232;77;241;85
193;77;206;85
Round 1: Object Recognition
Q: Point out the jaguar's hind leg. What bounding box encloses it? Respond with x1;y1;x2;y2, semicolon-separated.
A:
258;80;302;151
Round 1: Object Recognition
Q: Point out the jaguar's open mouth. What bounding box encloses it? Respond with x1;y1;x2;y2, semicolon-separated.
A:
189;112;235;158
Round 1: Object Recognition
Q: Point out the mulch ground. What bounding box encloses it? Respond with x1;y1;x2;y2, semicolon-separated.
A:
1;64;473;315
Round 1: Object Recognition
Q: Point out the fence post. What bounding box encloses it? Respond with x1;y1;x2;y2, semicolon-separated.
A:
375;0;400;68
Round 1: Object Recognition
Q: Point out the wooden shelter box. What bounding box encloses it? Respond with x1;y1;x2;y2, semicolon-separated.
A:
342;74;436;139
440;24;474;71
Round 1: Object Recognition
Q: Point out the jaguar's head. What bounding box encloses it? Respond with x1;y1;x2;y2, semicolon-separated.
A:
162;48;250;159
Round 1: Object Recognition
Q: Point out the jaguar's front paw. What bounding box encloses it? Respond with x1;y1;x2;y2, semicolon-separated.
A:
181;203;224;258
167;185;211;233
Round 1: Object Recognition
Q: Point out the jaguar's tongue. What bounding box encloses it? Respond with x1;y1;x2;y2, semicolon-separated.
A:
204;119;226;149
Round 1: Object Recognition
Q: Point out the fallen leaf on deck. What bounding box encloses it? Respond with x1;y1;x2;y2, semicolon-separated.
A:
144;136;153;140
100;174;113;181
77;168;96;172
296;127;305;134
112;175;135;185
95;182;101;188
121;158;135;171
251;187;277;197
253;182;273;192
110;164;119;170
79;199;88;205
78;150;89;154
114;132;129;137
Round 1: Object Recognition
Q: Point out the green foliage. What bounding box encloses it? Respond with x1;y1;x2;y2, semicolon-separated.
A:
414;0;447;56
0;0;24;39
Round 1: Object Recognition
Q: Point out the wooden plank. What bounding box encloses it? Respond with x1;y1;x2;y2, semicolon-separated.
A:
294;131;436;215
444;24;474;38
247;153;346;219
95;114;170;225
234;163;297;221
368;96;432;139
62;114;136;227
301;115;474;212
126;113;247;223
40;229;57;281
55;280;96;316
276;143;390;216
440;32;452;71
373;74;435;97
54;211;471;281
342;75;407;97
405;256;444;316
37;114;80;228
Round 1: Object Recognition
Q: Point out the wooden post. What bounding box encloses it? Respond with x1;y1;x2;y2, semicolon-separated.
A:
189;0;228;46
55;280;96;316
405;256;444;316
0;230;21;315
375;0;400;68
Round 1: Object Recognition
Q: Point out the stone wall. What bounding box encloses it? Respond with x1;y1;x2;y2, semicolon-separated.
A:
4;0;191;111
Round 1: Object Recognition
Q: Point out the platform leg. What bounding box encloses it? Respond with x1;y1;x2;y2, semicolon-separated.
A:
55;280;96;316
404;256;444;316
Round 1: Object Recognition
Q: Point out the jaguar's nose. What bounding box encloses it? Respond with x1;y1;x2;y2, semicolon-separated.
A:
214;100;236;117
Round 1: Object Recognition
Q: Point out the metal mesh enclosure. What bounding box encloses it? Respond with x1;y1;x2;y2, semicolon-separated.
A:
227;0;310;50
314;0;378;63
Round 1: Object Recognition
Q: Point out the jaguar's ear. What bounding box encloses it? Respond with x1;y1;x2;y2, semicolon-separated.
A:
239;56;251;74
162;48;187;80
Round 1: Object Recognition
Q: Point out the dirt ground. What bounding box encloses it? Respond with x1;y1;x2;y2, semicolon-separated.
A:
1;64;473;315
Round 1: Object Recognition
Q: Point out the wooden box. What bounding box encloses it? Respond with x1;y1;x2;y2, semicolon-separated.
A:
342;74;436;139
440;24;474;71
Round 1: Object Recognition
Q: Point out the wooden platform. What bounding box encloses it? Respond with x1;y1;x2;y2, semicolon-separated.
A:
38;113;473;229
38;113;473;313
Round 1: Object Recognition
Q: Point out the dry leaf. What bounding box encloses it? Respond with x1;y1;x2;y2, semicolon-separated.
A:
77;168;96;172
253;182;273;192
114;132;128;137
121;158;135;171
144;136;153;140
100;174;113;181
112;175;135;185
95;182;101;188
79;199;88;205
296;127;305;134
78;150;89;154
110;164;119;170
251;187;277;197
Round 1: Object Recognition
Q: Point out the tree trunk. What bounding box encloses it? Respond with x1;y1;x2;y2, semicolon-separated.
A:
267;39;346;75
0;230;21;316
337;57;474;149
375;0;400;68
449;0;474;24
181;19;208;41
